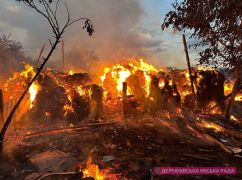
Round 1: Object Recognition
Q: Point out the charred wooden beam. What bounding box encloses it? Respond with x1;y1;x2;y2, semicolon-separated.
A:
182;34;196;109
90;84;103;120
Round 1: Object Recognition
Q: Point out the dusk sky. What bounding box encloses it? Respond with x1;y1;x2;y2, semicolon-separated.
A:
0;0;196;69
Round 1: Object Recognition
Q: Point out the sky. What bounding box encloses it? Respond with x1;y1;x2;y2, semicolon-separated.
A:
0;0;197;71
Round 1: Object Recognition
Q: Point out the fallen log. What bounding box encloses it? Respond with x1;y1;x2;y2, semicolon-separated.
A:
37;171;81;180
183;154;215;161
23;121;120;138
179;113;233;154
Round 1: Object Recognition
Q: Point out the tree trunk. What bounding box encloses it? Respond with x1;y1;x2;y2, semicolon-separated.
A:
225;69;240;119
0;37;60;153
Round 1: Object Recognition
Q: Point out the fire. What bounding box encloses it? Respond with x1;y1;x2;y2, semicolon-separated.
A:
69;70;74;75
224;80;242;102
235;95;242;101
77;85;91;97
63;95;74;116
29;82;40;108
231;115;239;122
2;64;40;109
20;64;35;77
82;155;118;180
200;120;222;132
100;58;160;97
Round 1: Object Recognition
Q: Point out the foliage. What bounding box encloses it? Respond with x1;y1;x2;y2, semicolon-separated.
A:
162;0;242;71
0;34;30;82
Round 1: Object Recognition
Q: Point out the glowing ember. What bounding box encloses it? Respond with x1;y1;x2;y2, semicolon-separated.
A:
200;120;222;132
69;70;74;75
45;112;51;117
231;115;239;122
235;95;242;102
77;85;91;97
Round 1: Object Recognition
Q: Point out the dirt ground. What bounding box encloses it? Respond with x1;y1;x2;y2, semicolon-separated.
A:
0;102;242;180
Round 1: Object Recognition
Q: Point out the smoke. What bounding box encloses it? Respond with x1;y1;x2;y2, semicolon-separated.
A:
60;0;148;72
0;0;186;82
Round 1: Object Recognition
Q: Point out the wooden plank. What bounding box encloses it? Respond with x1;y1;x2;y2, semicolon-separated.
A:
182;34;196;109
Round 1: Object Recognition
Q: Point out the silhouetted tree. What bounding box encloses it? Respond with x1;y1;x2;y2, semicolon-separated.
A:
162;0;241;119
0;34;31;82
0;0;94;152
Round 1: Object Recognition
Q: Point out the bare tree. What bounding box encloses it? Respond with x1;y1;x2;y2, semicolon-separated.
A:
0;0;94;153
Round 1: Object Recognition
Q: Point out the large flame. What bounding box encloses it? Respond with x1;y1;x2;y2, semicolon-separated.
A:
100;58;160;97
2;64;40;108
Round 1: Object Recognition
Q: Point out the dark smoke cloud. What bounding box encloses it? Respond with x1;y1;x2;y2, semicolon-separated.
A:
0;0;186;81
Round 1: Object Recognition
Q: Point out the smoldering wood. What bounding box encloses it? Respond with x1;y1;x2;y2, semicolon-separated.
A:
71;91;90;120
33;75;68;121
195;70;225;112
158;72;181;107
89;84;103;120
126;74;146;112
59;73;92;86
149;76;164;112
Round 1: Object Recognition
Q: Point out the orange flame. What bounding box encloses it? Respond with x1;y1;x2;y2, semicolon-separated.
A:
100;58;160;97
82;155;118;180
29;82;40;108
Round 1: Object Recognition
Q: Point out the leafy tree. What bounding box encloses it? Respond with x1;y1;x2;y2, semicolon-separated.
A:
0;34;31;82
162;0;241;70
162;0;242;118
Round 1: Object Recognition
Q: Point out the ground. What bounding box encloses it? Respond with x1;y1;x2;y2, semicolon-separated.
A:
0;102;242;180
